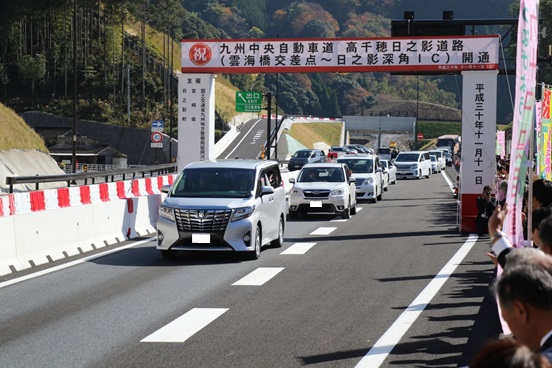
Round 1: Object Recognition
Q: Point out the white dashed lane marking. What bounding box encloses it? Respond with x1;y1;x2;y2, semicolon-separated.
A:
232;267;284;286
281;242;317;255
310;227;337;235
141;308;228;343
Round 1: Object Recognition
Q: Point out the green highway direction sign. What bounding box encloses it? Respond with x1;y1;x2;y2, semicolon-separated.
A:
236;91;262;112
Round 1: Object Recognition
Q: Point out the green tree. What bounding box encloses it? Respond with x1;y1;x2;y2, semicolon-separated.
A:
20;54;46;101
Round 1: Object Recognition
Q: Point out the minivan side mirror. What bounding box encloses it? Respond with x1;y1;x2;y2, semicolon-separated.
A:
289;177;296;184
261;185;274;196
161;185;171;193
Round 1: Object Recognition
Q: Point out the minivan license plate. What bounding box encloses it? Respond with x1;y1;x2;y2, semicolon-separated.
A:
310;200;322;207
192;233;210;243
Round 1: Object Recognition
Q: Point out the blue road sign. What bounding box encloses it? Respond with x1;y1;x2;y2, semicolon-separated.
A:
151;120;164;132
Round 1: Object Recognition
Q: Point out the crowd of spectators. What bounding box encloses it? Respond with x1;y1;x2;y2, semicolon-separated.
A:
467;175;552;367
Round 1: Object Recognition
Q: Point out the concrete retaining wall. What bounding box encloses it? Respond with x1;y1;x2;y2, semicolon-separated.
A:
0;174;175;276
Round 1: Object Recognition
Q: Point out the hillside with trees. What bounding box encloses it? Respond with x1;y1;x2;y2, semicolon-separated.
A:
0;0;550;130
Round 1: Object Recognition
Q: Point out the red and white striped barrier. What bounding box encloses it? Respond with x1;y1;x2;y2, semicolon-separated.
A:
0;174;177;276
0;175;175;217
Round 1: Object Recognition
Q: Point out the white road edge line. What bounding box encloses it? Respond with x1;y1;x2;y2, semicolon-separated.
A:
232;267;284;286
0;238;155;289
441;170;455;191
141;308;228;343
354;234;479;368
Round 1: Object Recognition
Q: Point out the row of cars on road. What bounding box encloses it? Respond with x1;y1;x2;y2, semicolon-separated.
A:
287;145;375;171
155;153;397;261
155;145;451;261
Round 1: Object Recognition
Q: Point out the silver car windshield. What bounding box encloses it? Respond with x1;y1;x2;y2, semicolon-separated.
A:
170;168;255;198
298;167;344;182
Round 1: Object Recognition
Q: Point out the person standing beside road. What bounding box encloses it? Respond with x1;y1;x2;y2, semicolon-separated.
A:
495;252;552;362
470;338;552;368
476;185;496;235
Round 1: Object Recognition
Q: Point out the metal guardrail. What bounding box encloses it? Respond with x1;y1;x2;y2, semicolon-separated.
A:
6;163;178;193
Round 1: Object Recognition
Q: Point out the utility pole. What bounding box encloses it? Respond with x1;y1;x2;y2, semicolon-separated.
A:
127;64;131;125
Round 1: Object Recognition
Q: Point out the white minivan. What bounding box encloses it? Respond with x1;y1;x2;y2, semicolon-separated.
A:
393;151;432;179
156;160;287;260
337;154;384;202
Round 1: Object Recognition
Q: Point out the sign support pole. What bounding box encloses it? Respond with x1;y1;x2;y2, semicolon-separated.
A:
266;92;272;160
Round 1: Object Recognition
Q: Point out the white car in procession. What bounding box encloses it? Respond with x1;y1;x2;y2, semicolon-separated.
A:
428;150;446;171
156;160;287;260
430;154;442;173
337;154;384;203
288;163;357;219
393;151;432;179
380;159;397;186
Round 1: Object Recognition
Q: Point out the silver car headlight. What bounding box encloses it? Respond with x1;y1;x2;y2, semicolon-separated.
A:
365;177;374;184
231;206;255;222
331;188;344;195
291;189;302;194
159;206;175;221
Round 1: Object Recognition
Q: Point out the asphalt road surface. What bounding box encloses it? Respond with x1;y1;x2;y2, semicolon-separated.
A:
0;171;501;368
218;118;268;160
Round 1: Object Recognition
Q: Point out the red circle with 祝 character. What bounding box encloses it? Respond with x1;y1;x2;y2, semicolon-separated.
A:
189;43;212;66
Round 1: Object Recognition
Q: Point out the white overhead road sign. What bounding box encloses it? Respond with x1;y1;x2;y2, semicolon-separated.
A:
181;35;499;74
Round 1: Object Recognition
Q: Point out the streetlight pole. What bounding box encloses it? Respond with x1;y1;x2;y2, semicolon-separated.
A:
414;75;420;150
378;113;382;149
72;0;78;173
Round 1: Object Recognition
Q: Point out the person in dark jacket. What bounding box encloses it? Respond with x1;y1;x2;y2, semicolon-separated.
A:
476;185;496;235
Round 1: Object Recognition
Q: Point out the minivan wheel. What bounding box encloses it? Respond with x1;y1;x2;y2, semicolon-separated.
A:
270;217;284;248
160;250;177;259
245;226;261;260
377;186;383;200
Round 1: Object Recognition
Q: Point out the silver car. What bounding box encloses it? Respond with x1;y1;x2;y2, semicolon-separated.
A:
156;160;287;260
288;163;357;219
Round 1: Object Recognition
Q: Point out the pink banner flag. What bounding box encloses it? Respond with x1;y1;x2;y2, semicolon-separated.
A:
503;0;539;247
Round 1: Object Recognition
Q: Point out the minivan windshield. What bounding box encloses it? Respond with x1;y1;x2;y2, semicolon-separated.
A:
337;159;373;173
377;147;391;155
394;153;419;162
170;168;255;198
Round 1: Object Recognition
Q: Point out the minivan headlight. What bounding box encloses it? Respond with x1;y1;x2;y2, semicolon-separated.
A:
231;206;255;222
159;206;175;221
365;177;374;184
410;164;419;170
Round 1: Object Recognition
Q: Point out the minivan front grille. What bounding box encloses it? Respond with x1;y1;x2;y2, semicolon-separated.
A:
174;209;232;232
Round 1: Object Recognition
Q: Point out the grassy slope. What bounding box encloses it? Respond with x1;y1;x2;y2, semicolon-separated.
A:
288;123;342;148
0;103;48;151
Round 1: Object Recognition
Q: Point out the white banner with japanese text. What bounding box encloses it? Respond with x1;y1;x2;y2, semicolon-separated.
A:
177;73;216;171
182;36;499;74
